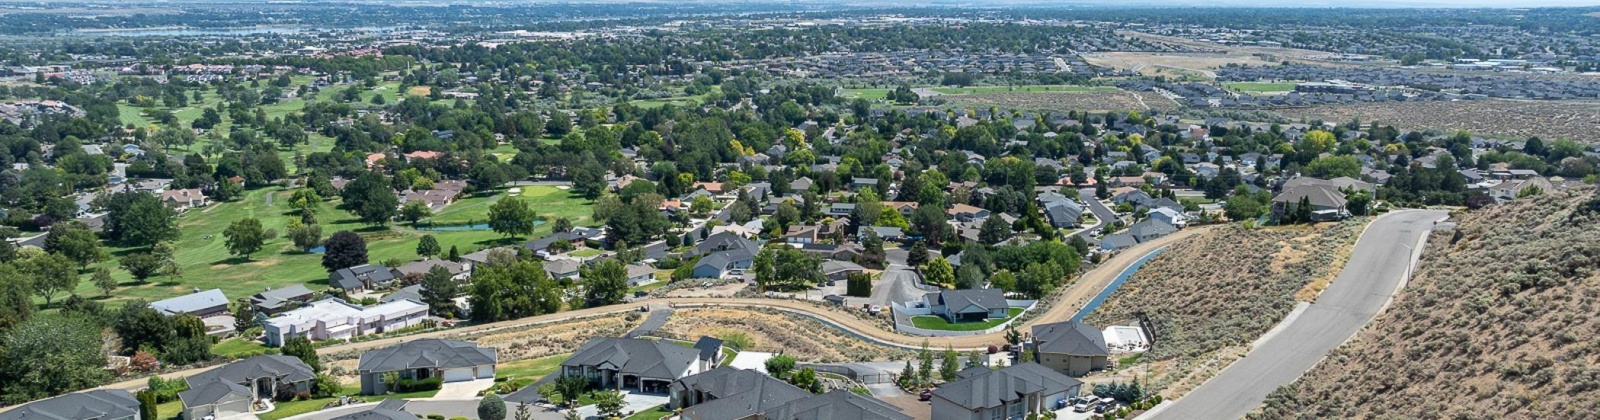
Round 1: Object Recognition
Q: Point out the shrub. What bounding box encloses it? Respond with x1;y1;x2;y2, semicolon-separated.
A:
295;391;312;401
426;415;445;420
394;377;443;393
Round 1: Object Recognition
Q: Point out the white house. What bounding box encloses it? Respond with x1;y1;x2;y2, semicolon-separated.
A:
261;298;427;347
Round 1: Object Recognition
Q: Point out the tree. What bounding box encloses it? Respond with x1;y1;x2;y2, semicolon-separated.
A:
44;221;105;269
580;259;629;308
899;359;917;388
340;172;399;225
282;336;322;373
923;257;955;287
23;252;77;306
321;231;368;272
554;374;588;406
416;235;441;258
488;197;538;238
1005;324;1023;349
103;191;180;247
917;341;934;385
233;300;257;333
420;265;460;317
571;161;607;200
791;367;820;393
1;314;112;404
137;390;158;420
939;346;959;381
153;241;181;280
979;216;1011;245
766;354;797;378
551;217;573;233
288;188;322;213
908;241;930;266
92;267;117;296
400;201;433;226
1305;155;1362;179
120;252;163;283
223;218;267;260
515;402;533;420
469;260;561;322
289;222;323;252
592;389;625;418
478;393;507;420
846;272;873;297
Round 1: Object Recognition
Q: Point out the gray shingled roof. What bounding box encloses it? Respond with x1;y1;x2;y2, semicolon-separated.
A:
150;288;228;316
931;363;1082;410
252;284;315;310
675;367;812;420
693;337;724;361
936;288;1008;311
357;339;497;373
186;355;315;391
563;337;699;380
178;378;250;407
763;389;913;420
330;264;399;290
1031;321;1109;357
0;390;139;420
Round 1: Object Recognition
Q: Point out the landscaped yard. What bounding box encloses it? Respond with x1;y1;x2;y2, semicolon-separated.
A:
495;354;570;389
625;405;674;420
212;337;270;358
910;308;1025;331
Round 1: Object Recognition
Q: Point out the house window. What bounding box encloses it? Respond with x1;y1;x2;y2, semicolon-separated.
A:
1009;399;1025;418
989;404;1004;420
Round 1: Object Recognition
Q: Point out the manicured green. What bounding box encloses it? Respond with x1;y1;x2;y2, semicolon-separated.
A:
910;308;1025;331
213;337;271;357
838;88;889;101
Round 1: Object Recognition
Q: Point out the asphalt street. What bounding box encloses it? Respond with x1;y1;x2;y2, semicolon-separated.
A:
1146;210;1448;420
1076;188;1119;238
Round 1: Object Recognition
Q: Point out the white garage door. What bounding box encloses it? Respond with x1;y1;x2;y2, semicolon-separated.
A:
443;368;474;382
477;366;496;379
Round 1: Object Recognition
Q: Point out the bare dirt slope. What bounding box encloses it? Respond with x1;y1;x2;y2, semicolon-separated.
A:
1274;99;1600;143
1252;190;1600;419
1086;220;1363;398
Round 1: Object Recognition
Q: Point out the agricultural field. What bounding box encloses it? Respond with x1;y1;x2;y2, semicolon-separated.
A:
1274;99;1600;143
1085;220;1363;399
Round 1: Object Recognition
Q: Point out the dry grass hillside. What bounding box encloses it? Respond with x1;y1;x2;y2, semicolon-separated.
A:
1252;190;1600;419
1085;220;1363;397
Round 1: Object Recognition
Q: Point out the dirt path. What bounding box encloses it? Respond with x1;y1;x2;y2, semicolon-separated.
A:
90;227;1207;392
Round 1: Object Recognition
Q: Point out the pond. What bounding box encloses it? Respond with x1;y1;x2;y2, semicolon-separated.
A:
1071;247;1166;323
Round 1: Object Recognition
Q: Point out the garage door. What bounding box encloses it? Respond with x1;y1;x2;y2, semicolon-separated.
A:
443;368;473;382
477;366;496;379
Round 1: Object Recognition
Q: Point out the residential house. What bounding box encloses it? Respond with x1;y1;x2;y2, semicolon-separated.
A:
544;258;582;280
691;249;755;279
626;263;656;286
555;337;704;394
1030;321;1110;377
0;390;140;420
330;264;402;292
1127;219;1178;243
358;339;498;395
160;188;209;210
783;224;821;244
179;355;315;419
851;177;880;190
1043;200;1083;229
929;363;1082;420
922;289;1009;323
669;366;908;420
395;258;469;280
826;203;856;217
251;285;316;314
789;176;813;192
860;226;906;243
261;298;427;347
695;232;761;257
1271;178;1353;221
947;204;991;222
150;288;230;318
1099;233;1137;251
1148;207;1188;227
822;260;866;282
691;337;727;370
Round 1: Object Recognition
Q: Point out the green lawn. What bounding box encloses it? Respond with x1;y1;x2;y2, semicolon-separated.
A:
426;191;505;225
625;405;673;420
838;88;889;101
496;354;569;386
910;308;1025;331
931;85;1116;94
518;186;596;227
213;337;271;358
56;187;522;308
1225;82;1299;93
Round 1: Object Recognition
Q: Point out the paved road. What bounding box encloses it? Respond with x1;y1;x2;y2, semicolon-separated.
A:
1145;210;1448;420
869;268;932;308
623;305;674;338
1076;188;1120;238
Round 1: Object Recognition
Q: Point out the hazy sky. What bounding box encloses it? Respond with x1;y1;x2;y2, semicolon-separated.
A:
1051;0;1600;6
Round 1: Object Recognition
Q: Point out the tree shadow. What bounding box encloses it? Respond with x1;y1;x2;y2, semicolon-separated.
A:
213;256;254;265
474;237;525;247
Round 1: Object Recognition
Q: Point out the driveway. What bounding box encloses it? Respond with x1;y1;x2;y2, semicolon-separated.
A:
574;392;668;419
432;378;496;399
1145;210;1448;420
869;268;931;308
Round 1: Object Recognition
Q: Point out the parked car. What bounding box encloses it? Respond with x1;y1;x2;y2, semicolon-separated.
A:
918;388;935;401
1073;399;1095;413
